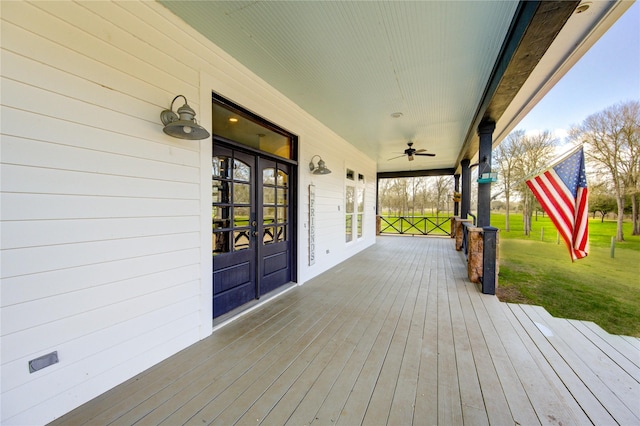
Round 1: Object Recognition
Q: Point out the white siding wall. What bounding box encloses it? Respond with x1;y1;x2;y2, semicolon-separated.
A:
0;1;376;424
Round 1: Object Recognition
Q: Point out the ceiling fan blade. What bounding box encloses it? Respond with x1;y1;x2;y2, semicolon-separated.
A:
387;154;406;161
414;152;436;157
415;149;427;153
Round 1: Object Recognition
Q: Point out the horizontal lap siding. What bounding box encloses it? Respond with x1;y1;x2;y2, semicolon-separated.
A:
0;1;378;424
1;1;203;424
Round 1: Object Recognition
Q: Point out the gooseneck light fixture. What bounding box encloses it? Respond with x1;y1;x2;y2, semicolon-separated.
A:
160;95;210;140
309;155;332;175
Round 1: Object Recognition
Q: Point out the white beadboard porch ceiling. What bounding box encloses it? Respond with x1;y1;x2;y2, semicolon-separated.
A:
158;1;623;174
158;0;632;174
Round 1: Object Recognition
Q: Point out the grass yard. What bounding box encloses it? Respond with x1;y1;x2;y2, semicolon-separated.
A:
493;213;640;337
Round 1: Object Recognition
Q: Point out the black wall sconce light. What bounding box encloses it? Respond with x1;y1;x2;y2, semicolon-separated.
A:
309;155;332;175
160;95;210;140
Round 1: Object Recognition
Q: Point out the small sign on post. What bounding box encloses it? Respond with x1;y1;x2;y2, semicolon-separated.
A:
309;184;315;266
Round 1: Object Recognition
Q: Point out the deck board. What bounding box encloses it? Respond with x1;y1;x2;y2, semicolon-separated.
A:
570;319;640;374
506;304;593;425
123;294;329;425
484;298;576;424
333;250;422;425
622;335;640;350
412;265;439;426
530;309;639;423
258;264;394;425
49;236;639;426
448;272;488;425
281;270;395;425
467;289;541;425
519;304;637;425
584;321;640;367
386;265;430;425
455;278;512;426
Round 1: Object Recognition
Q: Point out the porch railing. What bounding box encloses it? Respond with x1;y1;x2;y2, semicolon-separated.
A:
461;213;476;257
379;215;451;237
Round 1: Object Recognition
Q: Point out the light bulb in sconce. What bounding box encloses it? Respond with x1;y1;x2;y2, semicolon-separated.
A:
183;126;192;134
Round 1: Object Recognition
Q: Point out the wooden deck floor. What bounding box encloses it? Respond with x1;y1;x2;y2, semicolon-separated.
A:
51;236;639;425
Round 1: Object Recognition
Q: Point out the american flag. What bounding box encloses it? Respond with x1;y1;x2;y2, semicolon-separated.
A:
526;147;589;261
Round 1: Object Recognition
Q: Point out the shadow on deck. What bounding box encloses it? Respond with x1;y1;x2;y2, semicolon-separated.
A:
50;236;639;425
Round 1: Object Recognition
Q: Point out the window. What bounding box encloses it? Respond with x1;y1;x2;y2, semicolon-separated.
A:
357;174;365;238
212;98;294;160
346;169;355;181
345;185;355;243
346;170;365;242
357;186;364;238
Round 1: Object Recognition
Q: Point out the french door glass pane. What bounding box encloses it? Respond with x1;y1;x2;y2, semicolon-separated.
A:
235;207;250;226
277;169;288;186
263;187;276;204
212;156;231;178
233;230;250;250
213;231;230;255
233;159;251;181
234;183;251;204
213;180;230;203
263;226;275;244
263;207;276;224
277;207;287;223
263;168;276;185
213;206;231;229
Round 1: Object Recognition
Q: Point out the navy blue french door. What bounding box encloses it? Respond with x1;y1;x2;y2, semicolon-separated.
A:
212;144;292;318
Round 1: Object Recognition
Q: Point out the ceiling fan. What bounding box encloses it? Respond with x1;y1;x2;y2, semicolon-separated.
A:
388;141;436;161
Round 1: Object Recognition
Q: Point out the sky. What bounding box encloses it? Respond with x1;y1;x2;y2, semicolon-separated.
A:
515;1;640;144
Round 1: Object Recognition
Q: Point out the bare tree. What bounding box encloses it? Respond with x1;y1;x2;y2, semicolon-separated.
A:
379;178;406;216
623;102;640;235
410;177;430;215
409;177;426;217
495;130;525;231
377;178;392;215
393;179;409;216
589;180;618;222
570;101;640;240
514;131;557;235
431;176;453;218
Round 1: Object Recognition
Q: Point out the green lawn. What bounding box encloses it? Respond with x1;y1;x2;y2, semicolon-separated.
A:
492;212;640;337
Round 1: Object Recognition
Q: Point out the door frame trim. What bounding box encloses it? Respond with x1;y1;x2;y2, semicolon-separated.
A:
199;73;214;338
200;74;298;332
